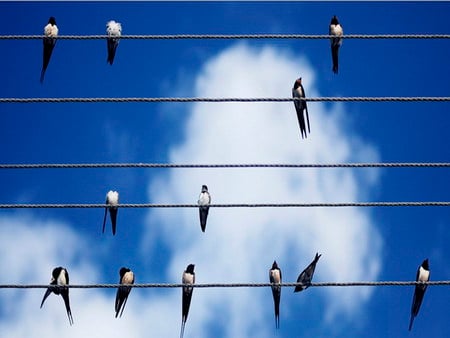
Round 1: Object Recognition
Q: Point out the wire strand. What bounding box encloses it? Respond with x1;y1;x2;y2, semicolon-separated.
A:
1;162;449;169
0;202;448;209
1;34;450;40
0;281;449;289
1;97;449;104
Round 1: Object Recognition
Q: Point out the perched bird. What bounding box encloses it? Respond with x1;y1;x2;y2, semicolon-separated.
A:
409;259;430;331
103;190;119;235
106;20;122;65
292;77;310;139
40;266;74;325
269;261;282;329
115;267;135;318
329;15;343;74
180;264;195;338
294;252;321;292
198;185;211;232
40;16;58;83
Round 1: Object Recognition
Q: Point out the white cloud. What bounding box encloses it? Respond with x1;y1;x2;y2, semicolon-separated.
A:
146;42;383;336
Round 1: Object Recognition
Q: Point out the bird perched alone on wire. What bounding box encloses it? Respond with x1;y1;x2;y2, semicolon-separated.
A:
106;20;122;65
40;266;74;325
40;16;58;83
329;15;343;74
292;77;310;139
198;185;211;232
269;261;282;329
103;190;119;235
294;252;321;292
115;267;135;318
409;259;430;331
180;264;195;338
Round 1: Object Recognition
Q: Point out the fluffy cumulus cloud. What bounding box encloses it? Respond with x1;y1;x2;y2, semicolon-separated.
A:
146;42;383;336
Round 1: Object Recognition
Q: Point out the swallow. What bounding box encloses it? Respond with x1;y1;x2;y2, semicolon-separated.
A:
102;190;119;235
329;15;343;74
409;258;430;331
292;77;310;139
40;17;58;83
115;267;134;318
294;252;321;292
106;20;122;65
180;264;195;338
269;261;282;329
198;185;211;232
40;266;74;325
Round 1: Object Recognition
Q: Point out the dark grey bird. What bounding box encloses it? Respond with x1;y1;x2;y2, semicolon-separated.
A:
292;77;310;139
115;267;134;318
180;264;195;338
409;259;430;331
294;253;321;292
106;20;122;65
329;15;343;74
197;185;211;232
40;17;58;83
103;190;119;235
269;261;282;329
40;266;74;325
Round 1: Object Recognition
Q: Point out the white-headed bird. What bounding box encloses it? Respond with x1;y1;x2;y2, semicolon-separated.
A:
103;190;119;235
106;20;122;65
294;253;321;292
40;16;58;83
409;259;430;331
329;15;343;74
269;261;282;329
115;267;134;318
180;264;195;338
40;266;73;325
198;185;211;233
292;77;310;139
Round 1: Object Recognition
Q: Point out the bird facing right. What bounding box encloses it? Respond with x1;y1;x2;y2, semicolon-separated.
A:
329;15;343;74
115;267;134;318
409;258;430;331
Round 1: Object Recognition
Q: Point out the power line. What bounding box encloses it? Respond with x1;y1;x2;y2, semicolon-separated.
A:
0;281;449;289
1;97;449;104
0;202;448;209
1;162;449;169
1;34;450;40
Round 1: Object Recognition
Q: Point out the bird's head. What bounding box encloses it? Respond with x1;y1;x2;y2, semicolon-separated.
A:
48;17;57;25
272;261;278;269
186;264;195;273
120;267;131;277
331;15;339;25
201;185;208;192
422;259;429;270
293;77;302;89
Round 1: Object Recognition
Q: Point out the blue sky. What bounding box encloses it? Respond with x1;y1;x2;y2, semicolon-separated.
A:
0;1;449;337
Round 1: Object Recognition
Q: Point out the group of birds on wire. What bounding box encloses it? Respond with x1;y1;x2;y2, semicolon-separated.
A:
30;14;432;336
39;186;431;334
39;15;345;140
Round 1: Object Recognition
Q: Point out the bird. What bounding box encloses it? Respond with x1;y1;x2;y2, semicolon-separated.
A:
409;258;430;331
115;267;135;318
106;20;122;65
180;264;195;338
269;261;282;329
40;266;74;325
40;16;58;83
197;185;211;232
102;190;119;235
292;77;310;139
294;252;321;292
329;15;343;74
